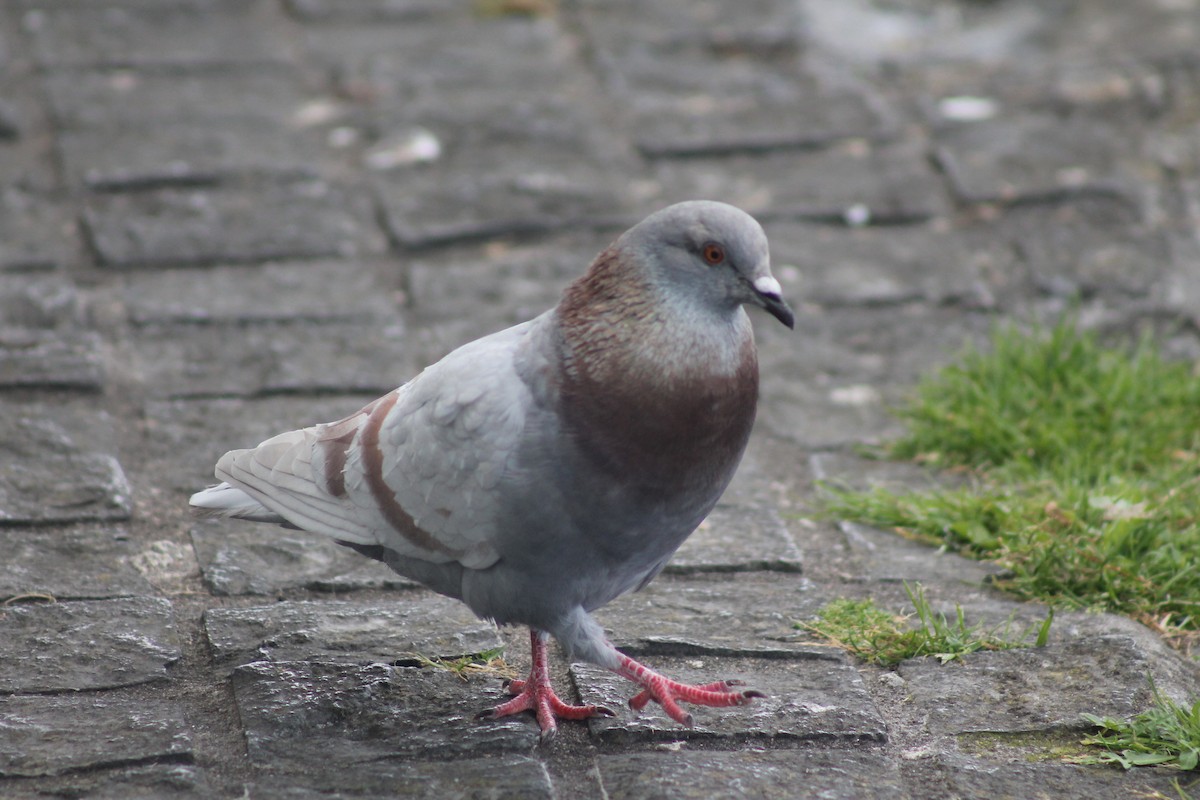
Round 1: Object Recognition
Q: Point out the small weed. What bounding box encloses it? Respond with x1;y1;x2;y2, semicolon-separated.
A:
801;582;1052;667
408;647;515;681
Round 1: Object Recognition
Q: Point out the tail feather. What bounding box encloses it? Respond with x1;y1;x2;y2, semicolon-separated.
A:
189;482;286;524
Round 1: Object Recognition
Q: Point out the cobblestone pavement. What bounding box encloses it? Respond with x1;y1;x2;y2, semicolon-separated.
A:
2;1;1200;797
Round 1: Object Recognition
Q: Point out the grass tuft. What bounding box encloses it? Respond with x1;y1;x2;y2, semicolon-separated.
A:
408;647;515;681
801;582;1052;667
824;317;1200;641
1081;679;1200;771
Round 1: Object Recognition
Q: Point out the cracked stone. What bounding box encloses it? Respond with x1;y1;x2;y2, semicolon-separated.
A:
0;597;180;693
203;596;502;673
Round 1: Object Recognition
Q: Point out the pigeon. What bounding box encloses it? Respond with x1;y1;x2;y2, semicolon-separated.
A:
190;200;794;740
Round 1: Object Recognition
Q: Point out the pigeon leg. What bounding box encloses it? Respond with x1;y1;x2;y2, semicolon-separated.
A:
614;654;765;727
478;629;613;741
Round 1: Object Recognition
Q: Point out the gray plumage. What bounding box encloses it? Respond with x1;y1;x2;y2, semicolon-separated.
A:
190;200;794;737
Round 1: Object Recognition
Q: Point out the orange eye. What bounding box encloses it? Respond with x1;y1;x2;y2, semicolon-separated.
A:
702;242;725;265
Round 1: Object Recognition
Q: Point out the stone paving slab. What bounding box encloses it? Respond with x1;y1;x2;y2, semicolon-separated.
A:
0;403;131;524
667;502;802;574
82;181;384;269
0;524;155;600
231;661;540;765
0;190;74;272
0;690;192;777
116;260;399;325
17;0;296;70
41;68;309;130
897;635;1200;736
576;656;885;744
597;575;828;659
916;753;1187;800
59;122;327;191
204;596;502;673
2;764;212;800
191;522;416;596
596;748;906;800
0;596;179;693
652;140;949;224
244;755;554;800
142;396;381;492
130;320;408;399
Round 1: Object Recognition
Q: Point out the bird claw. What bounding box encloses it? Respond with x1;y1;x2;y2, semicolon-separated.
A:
617;656;765;726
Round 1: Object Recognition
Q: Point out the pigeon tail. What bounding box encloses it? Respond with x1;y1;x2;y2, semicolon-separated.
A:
189;482;287;524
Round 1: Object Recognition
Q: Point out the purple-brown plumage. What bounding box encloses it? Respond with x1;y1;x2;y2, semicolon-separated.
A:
190;200;794;741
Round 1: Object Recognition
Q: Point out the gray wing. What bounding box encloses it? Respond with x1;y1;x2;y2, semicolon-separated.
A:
211;317;546;570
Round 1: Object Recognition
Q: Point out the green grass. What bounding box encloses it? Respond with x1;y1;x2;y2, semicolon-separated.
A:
801;582;1052;666
823;318;1200;643
1081;679;1200;771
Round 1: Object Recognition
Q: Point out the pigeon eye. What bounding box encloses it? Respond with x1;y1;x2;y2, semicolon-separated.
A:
702;242;725;265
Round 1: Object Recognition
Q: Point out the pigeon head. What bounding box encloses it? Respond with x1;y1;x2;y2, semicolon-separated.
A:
619;201;795;329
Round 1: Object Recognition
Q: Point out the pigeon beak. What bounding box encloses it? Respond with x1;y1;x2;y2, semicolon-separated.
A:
751;275;795;330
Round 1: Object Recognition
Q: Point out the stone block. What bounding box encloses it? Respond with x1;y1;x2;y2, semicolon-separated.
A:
653;139;948;224
597;748;905;800
130;319;408;399
0;525;155;600
0;403;131;524
897;635;1200;736
191;521;415;595
143;395;382;493
19;0;294;69
231;661;540;766
0;690;191;777
669;502;802;574
204;596;502;673
597;575;829;659
82;182;383;269
118;260;398;325
59;122;326;190
0;597;179;693
244;756;553;799
576;656;885;744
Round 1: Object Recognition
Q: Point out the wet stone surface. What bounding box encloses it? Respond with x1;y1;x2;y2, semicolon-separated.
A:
0;690;192;777
0;405;131;524
0;597;180;693
231;661;540;766
243;755;554;800
191;522;415;596
0;525;155;600
597;575;829;659
204;595;502;673
596;748;906;800
576;656;886;744
897;635;1200;736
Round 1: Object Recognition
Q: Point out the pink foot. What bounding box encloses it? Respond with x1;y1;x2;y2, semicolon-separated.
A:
617;655;764;727
477;630;613;741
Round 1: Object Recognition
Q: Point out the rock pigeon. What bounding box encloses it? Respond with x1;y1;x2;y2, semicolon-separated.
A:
190;200;794;740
